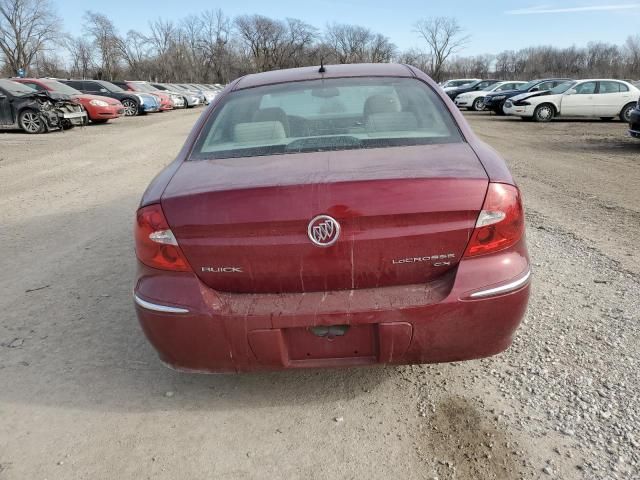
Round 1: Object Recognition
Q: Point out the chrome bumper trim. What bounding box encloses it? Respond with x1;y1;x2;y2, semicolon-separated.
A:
470;270;531;299
134;294;189;314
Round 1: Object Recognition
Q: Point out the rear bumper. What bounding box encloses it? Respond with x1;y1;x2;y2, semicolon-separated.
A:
134;242;530;373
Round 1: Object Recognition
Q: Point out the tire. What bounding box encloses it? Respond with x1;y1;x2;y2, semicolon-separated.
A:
472;98;485;111
182;97;192;108
533;104;555;123
19;109;45;134
620;103;635;123
121;98;138;117
497;102;507;115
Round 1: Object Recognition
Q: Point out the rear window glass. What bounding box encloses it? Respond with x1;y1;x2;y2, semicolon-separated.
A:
190;77;463;160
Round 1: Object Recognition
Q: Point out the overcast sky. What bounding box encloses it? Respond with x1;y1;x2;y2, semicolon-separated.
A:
58;0;640;55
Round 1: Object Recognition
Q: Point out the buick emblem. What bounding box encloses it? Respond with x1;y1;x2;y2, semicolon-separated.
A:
307;215;340;247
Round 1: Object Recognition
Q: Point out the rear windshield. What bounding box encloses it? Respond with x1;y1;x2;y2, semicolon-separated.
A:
0;79;36;95
40;79;80;95
100;81;124;92
190;77;463;160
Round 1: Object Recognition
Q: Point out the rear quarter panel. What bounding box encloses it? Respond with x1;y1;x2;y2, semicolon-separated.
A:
139;79;242;207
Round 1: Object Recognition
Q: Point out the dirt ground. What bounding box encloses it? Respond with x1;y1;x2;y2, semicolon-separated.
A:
0;109;638;479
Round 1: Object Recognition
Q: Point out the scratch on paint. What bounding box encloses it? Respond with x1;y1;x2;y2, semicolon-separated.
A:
350;237;355;289
299;261;305;291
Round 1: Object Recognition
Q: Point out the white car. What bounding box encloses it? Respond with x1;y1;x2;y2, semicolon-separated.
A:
503;79;640;122
454;81;527;111
440;78;480;92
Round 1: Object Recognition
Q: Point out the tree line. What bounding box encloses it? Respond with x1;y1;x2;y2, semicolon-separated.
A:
1;0;639;84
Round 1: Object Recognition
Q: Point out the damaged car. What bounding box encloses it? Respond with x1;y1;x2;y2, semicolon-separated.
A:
13;77;124;124
133;63;531;373
0;79;87;134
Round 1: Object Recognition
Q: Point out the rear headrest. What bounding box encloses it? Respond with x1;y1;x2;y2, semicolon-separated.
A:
363;95;401;118
253;107;290;135
233;121;286;144
366;112;418;133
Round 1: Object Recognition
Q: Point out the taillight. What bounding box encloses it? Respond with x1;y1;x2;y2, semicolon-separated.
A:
134;204;192;271
464;183;524;257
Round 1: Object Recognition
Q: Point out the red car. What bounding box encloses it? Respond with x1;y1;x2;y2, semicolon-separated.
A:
116;81;174;111
13;78;124;123
134;63;531;373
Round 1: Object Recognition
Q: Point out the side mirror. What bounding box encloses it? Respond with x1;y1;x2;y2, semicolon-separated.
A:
530;87;540;92
566;89;577;95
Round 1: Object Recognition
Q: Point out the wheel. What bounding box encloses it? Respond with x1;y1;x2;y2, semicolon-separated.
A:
533;104;555;122
620;103;635;123
19;109;45;134
121;98;138;117
498;102;508;115
472;98;485;111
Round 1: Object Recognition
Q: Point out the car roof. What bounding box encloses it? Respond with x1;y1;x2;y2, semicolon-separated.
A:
234;63;414;90
574;78;631;82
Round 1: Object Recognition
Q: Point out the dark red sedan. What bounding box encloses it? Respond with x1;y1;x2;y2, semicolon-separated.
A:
134;63;530;373
13;78;124;123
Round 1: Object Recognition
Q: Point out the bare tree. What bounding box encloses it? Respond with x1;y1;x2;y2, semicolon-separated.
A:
414;17;469;81
199;9;231;81
117;30;150;79
234;14;317;71
397;48;433;73
6;6;632;84
368;33;396;63
624;35;640;78
0;0;60;75
148;18;176;57
325;23;370;63
84;11;121;79
324;23;395;64
33;50;64;76
64;35;94;78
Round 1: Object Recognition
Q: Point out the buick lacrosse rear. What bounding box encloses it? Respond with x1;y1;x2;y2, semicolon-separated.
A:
133;64;530;373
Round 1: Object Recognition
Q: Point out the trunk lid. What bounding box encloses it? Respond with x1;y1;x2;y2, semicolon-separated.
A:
161;144;488;293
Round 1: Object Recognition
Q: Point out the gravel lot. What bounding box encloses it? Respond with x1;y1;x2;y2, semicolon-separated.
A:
0;109;638;479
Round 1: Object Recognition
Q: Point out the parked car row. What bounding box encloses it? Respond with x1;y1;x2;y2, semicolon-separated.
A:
0;77;224;134
442;76;640;138
502;79;639;124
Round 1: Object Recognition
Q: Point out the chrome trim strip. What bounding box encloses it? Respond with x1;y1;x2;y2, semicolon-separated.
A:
470;270;531;299
134;294;189;314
